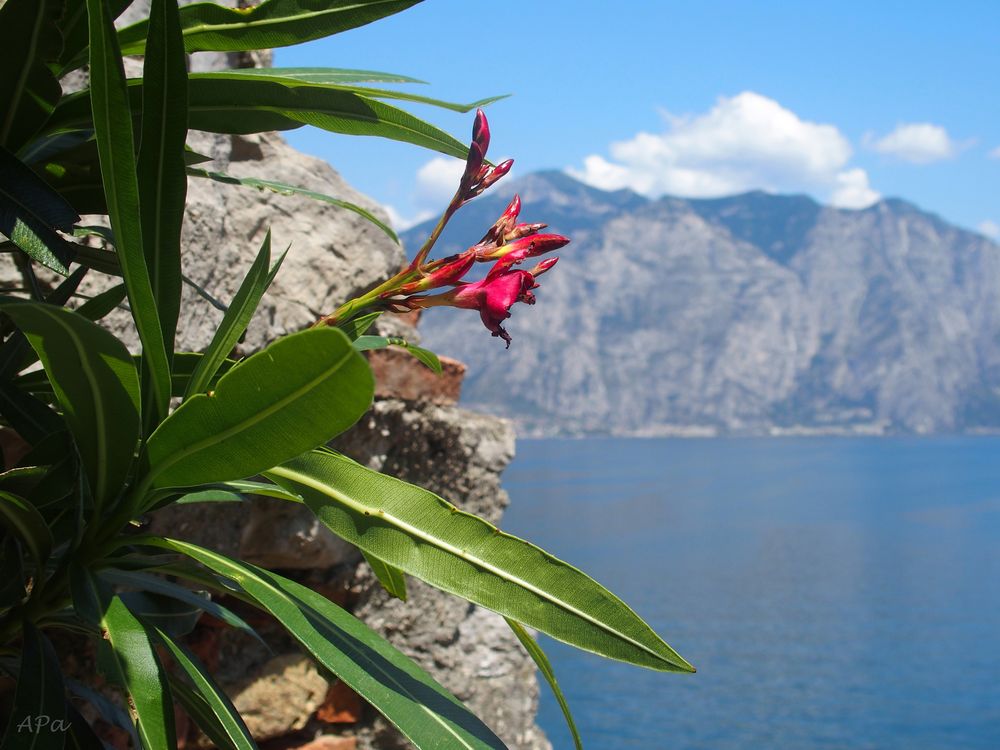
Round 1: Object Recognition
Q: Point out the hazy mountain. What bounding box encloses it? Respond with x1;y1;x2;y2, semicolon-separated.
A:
401;171;1000;436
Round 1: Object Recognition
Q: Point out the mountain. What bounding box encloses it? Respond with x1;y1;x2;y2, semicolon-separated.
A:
400;171;1000;436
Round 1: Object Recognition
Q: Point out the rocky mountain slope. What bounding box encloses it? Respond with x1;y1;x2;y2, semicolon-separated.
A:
403;171;1000;436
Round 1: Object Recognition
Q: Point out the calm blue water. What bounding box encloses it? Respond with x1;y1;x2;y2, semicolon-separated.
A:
501;437;1000;750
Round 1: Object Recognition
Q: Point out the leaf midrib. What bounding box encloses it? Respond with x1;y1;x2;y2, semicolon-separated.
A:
269;462;684;669
174;0;400;40
147;347;354;485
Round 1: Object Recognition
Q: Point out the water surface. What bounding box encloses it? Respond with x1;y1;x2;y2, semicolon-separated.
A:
501;437;1000;749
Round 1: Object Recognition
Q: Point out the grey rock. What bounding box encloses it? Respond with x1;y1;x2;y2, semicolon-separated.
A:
240;497;361;570
404;172;1000;436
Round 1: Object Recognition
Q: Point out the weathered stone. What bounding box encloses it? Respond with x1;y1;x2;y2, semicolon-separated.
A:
370;349;466;405
240;497;361;570
333;400;515;525
229;654;329;741
315;682;363;725
290;737;358;750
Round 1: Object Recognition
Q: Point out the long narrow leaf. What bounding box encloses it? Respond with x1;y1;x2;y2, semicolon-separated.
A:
266;450;695;673
0;380;65;443
70;570;178;750
188;168;397;242
153;629;257;750
86;0;172;431
0;146;79;274
50;78;471;160
203;69;505;113
57;0;134;73
116;0;421;55
0;622;66;750
353;335;442;373
182;231;280;400
0;302;139;509
0;490;53;567
216;67;427;85
137;536;508;750
99;569;264;646
362;550;408;601
506;619;583;750
168;676;245;750
0;0;63;152
144;326;373;493
137;0;188;434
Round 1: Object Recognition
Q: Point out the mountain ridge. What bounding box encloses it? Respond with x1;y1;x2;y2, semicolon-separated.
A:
400;171;1000;437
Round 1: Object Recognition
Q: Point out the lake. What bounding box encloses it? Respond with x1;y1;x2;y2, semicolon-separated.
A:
501;437;1000;749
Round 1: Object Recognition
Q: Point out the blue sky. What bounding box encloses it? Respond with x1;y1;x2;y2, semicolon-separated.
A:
276;1;1000;238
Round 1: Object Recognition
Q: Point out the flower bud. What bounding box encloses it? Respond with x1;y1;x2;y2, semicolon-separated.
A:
394;252;475;295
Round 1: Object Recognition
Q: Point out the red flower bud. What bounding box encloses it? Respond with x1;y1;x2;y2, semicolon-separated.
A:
393;252;475;295
529;257;559;277
479;233;570;269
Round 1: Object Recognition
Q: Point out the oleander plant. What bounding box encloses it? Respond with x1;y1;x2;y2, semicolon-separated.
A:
0;1;694;748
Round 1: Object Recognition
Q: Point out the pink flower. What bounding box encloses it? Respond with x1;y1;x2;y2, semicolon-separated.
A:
451;270;538;347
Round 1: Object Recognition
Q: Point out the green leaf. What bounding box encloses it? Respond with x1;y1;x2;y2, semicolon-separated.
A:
57;0;134;73
51;77;471;160
506;619;583;750
137;0;188;430
0;146;80;274
144;326;373;492
336;310;381;341
362;549;408;601
217;67;427;85
174;488;244;504
87;0;172;433
153;629;257;750
353;335;442;373
101;597;178;749
267;450;695;673
119;590;204;637
0;380;65;443
0;0;63;152
206;69;506;113
70;570;177;750
182;230;283;400
0;303;139;508
116;0;422;55
65;676;139;747
0;490;53;567
188;168;398;243
99;568;264;646
1;622;67;750
139;537;508;750
167;676;248;750
75;282;127;321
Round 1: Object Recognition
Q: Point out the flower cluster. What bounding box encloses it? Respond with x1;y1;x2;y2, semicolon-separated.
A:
320;109;568;347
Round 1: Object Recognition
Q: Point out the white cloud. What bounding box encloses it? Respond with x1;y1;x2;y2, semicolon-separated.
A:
415;157;466;208
568;92;855;201
383;156;467;230
989;146;1000;160
864;123;958;163
978;220;1000;240
830;168;881;209
383;204;434;232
